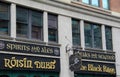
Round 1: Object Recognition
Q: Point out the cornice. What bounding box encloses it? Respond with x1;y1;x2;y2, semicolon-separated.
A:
33;0;120;23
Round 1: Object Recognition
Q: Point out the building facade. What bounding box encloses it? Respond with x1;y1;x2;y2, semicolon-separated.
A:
0;0;120;77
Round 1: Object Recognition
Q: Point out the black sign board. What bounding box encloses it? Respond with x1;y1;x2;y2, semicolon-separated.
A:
0;40;60;56
75;61;116;75
0;53;60;72
74;50;115;62
69;50;116;75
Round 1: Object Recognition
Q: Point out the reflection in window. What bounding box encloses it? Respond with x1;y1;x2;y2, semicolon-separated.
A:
16;7;28;38
0;2;10;35
84;23;92;48
31;11;43;40
102;0;109;9
48;14;58;42
72;19;80;45
82;0;89;4
16;7;43;40
91;0;99;7
105;26;112;50
84;22;102;49
93;25;102;48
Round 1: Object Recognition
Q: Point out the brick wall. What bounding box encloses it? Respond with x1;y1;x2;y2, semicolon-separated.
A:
110;0;120;13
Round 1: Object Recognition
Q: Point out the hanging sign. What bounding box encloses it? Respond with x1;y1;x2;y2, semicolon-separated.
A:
69;53;82;71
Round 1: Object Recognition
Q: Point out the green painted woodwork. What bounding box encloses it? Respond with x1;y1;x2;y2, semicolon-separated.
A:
0;71;59;77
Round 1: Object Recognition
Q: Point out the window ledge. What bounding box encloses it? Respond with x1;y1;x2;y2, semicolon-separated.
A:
47;42;61;47
72;45;82;50
71;1;111;15
15;38;46;45
0;35;14;40
85;47;115;54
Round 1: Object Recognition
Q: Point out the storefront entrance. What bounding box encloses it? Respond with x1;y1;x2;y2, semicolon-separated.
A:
0;71;59;77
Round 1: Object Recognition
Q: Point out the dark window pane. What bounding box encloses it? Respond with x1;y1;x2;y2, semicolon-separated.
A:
85;22;102;49
102;0;109;9
0;20;9;35
94;25;102;48
91;0;99;7
17;7;28;24
48;14;57;29
0;3;9;35
48;29;57;42
0;3;9;20
105;26;112;50
17;23;28;38
32;26;42;40
84;23;92;47
48;14;58;42
32;11;43;26
16;7;28;38
72;19;80;45
32;11;43;40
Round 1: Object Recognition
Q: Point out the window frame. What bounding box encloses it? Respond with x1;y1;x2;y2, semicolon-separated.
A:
84;22;102;49
105;26;113;50
16;6;43;40
102;0;110;10
48;13;58;43
82;0;100;7
72;18;81;46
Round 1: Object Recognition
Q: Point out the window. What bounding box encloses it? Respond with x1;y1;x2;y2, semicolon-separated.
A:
16;7;28;38
48;14;58;42
82;0;89;4
105;26;112;50
84;22;102;49
102;0;109;9
31;11;43;40
82;0;99;7
91;0;99;7
72;19;80;45
16;7;43;40
0;2;10;35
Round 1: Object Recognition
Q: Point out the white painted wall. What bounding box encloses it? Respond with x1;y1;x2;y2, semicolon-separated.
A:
57;0;71;3
58;15;74;77
112;27;120;77
2;0;120;77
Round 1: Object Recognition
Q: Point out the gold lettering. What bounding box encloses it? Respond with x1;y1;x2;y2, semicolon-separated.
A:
6;43;30;51
31;46;40;52
34;60;56;69
4;59;12;68
88;64;102;72
103;65;115;74
41;47;53;54
80;65;87;71
82;52;91;58
4;57;33;69
91;53;97;59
